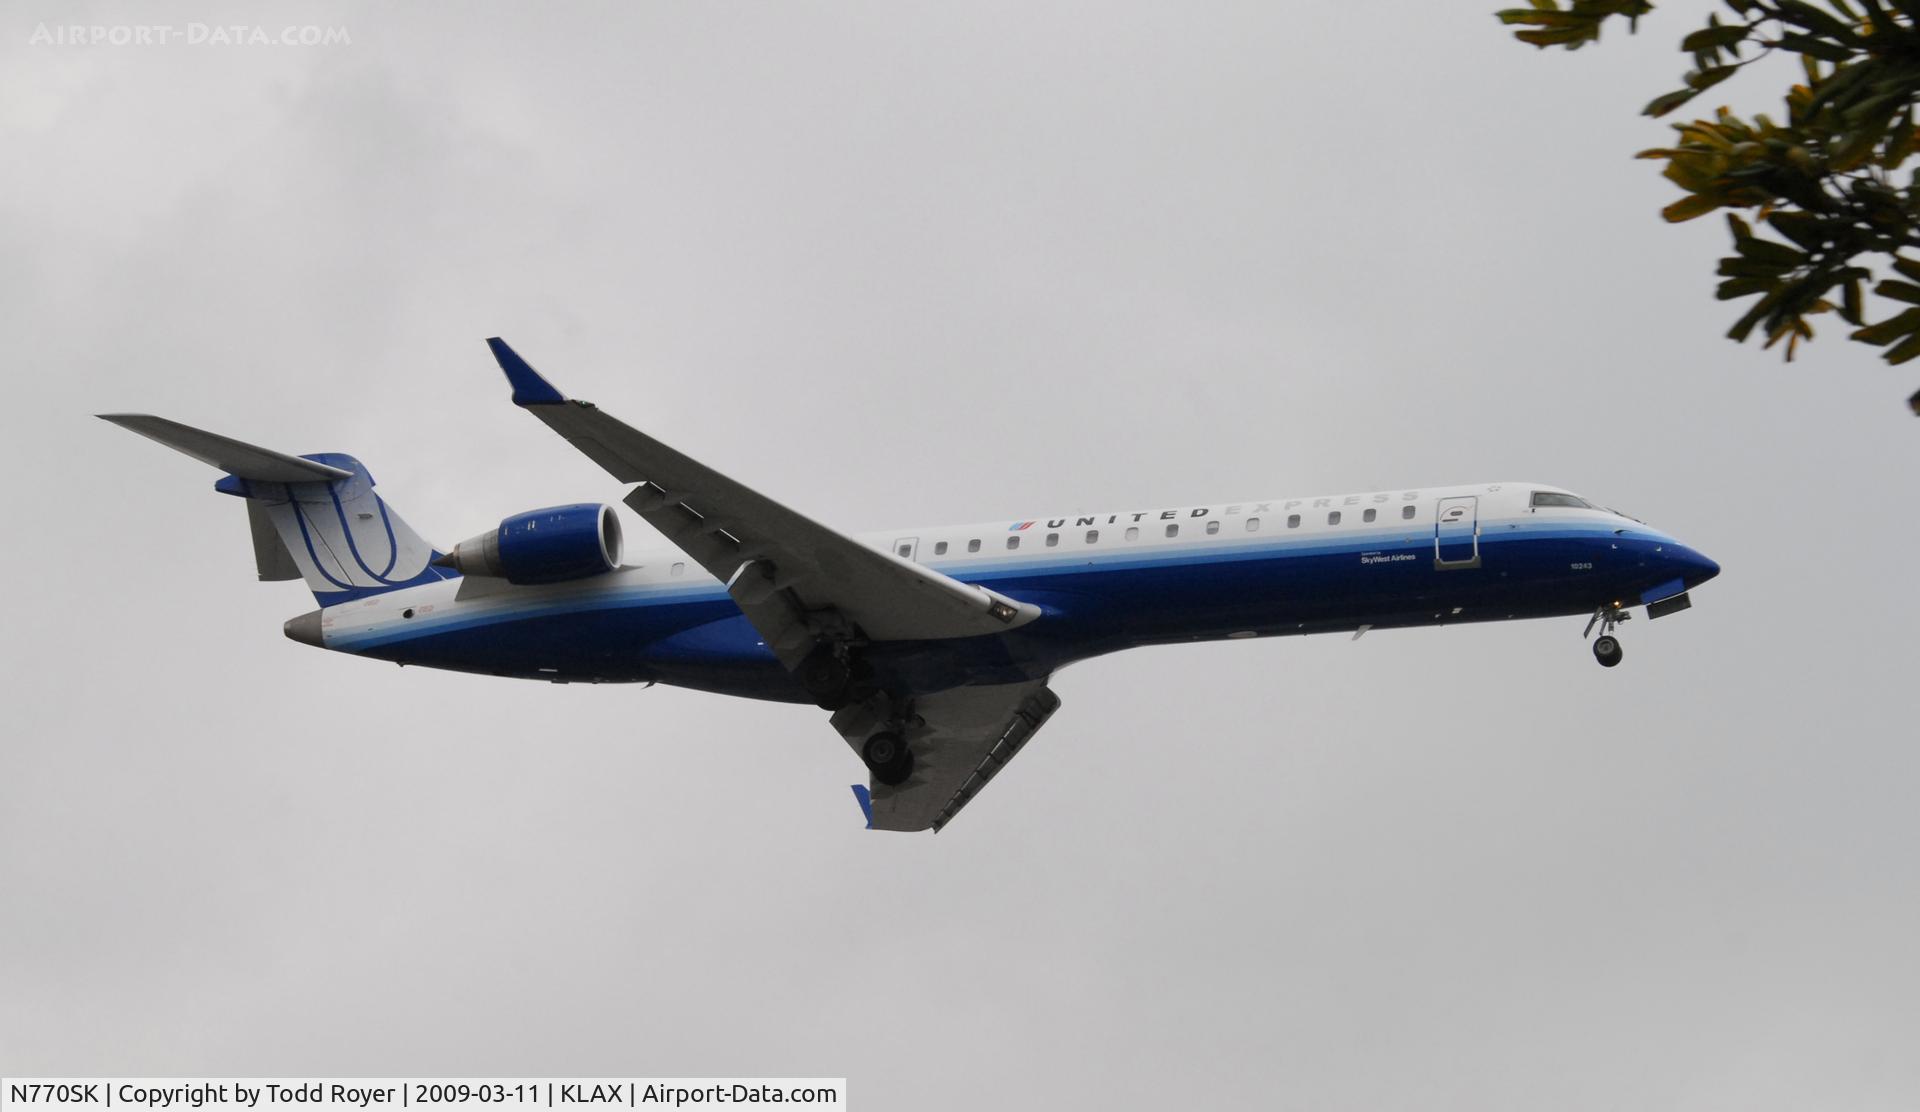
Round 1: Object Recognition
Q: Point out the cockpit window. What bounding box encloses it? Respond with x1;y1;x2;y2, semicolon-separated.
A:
1530;491;1592;510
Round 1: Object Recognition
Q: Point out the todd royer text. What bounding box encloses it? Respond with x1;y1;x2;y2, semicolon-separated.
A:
108;1086;396;1110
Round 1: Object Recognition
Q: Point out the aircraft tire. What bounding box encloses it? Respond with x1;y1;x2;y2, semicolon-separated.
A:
864;731;914;785
799;645;852;709
1593;635;1623;668
875;748;914;786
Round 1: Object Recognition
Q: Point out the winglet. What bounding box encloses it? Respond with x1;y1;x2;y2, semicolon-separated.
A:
486;337;566;406
850;784;874;829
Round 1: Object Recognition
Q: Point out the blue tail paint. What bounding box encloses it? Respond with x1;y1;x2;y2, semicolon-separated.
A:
214;454;456;604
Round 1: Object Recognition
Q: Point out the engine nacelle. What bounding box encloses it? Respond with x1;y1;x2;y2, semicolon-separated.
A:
438;503;624;585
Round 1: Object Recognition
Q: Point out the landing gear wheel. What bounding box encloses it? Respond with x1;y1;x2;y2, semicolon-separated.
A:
797;645;853;709
862;731;914;785
1584;604;1631;668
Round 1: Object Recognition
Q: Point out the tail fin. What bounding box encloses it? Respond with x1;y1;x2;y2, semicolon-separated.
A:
100;414;456;604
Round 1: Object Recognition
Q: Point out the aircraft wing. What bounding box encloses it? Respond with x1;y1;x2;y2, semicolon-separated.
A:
485;338;1041;667
839;680;1063;832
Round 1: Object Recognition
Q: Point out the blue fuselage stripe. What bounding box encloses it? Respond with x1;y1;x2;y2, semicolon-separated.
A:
319;519;1710;703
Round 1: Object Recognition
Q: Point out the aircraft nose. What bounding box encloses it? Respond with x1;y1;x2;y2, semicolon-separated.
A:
1672;544;1721;587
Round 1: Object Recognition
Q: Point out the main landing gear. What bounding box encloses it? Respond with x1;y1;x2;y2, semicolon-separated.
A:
798;642;877;711
798;644;852;708
862;730;914;785
803;640;913;783
1583;603;1631;668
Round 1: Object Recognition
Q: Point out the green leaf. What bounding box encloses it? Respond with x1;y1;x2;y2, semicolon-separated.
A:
1857;0;1895;31
1885;113;1918;166
1663;193;1725;221
1849;305;1920;344
1496;9;1597;25
1686;65;1740;91
1644;88;1701;117
1844;275;1865;323
1804;59;1874;116
1764;315;1813;359
1776;30;1856;61
1718;276;1779;298
1875;279;1920;304
1840;91;1907;130
1736;238;1809;266
1718;259;1790;279
1881;328;1920;363
1728;288;1787;341
1776;0;1867;44
1768;213;1834;250
1682;25;1752;51
1515;26;1597;46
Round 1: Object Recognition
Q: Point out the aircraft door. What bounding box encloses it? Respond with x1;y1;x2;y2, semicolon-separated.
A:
1434;496;1480;569
893;536;919;562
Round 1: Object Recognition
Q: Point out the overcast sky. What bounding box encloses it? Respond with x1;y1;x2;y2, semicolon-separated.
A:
4;3;1918;1108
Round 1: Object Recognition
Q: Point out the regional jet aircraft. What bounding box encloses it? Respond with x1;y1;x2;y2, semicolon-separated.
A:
101;339;1720;832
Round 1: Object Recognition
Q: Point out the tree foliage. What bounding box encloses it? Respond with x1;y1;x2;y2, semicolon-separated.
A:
1496;0;1920;412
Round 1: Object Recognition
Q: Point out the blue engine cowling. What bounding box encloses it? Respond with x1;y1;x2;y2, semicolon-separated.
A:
440;503;624;585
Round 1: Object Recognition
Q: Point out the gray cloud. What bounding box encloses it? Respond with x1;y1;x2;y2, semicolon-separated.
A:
4;3;1918;1108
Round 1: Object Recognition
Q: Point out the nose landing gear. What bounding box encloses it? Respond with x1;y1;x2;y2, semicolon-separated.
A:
1583;604;1630;668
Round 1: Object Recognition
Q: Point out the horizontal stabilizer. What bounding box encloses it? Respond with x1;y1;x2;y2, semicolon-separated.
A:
102;413;447;603
97;414;351;482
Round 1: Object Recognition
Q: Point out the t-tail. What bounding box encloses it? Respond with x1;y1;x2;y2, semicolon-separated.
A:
97;415;456;612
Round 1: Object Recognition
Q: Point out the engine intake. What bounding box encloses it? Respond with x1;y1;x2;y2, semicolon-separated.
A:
438;503;624;584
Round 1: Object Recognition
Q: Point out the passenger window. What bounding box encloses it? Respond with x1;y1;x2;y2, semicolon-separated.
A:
1165;523;1179;538
671;562;685;577
1086;529;1099;543
1246;517;1260;531
1125;526;1140;541
1401;505;1415;520
1205;520;1220;535
967;539;981;553
1287;514;1301;529
934;541;948;555
1006;536;1019;550
1363;508;1376;523
897;544;912;557
1328;511;1342;525
1046;532;1059;547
